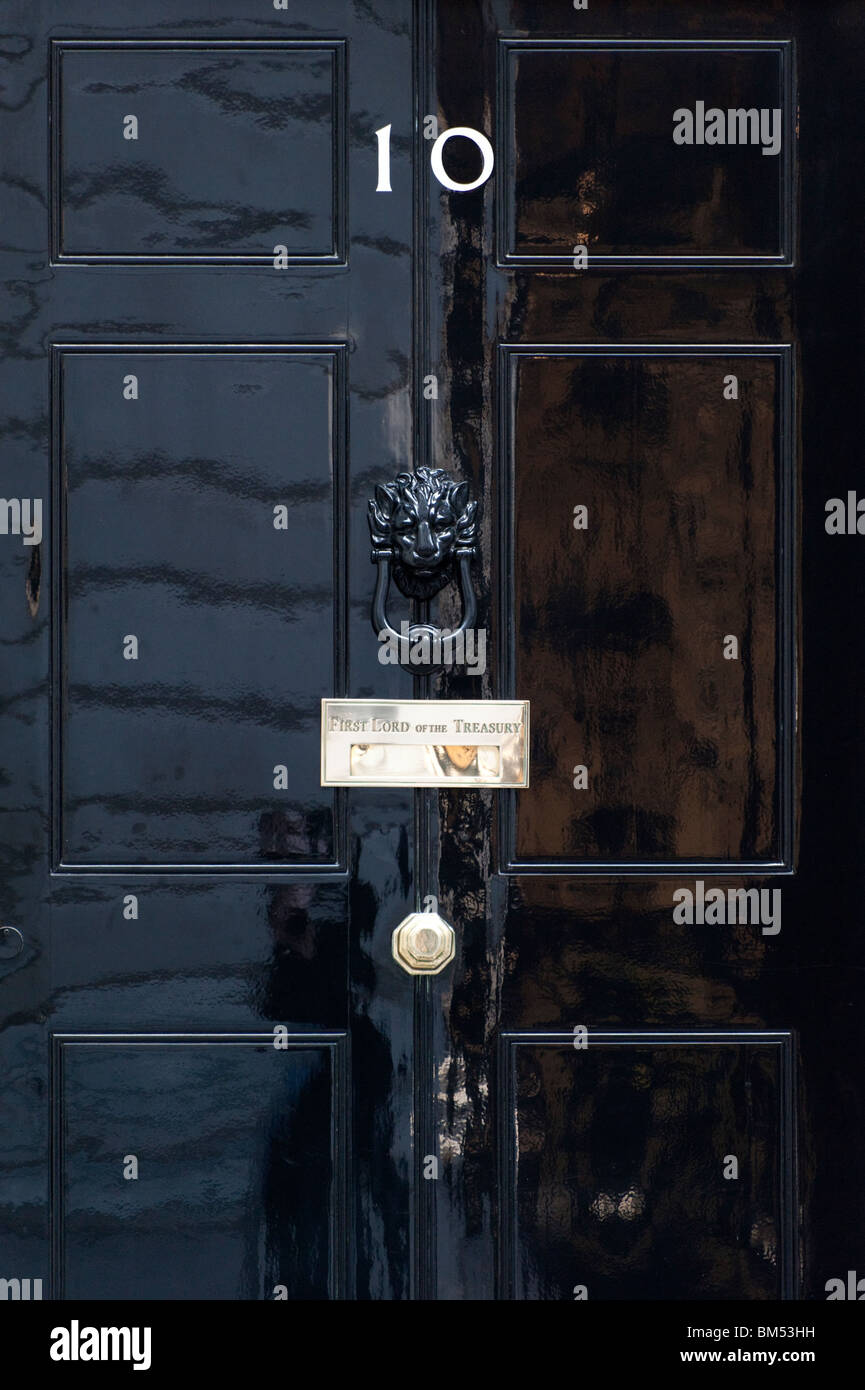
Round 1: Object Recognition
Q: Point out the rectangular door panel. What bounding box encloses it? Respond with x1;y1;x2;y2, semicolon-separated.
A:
498;38;794;267
54;1033;348;1299
54;345;346;871
500;1031;794;1300
52;40;346;264
500;345;794;873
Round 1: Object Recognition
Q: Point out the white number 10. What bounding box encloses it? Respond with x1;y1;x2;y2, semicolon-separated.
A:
376;123;494;193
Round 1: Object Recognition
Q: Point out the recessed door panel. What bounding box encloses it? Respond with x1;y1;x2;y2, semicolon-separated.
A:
55;346;345;871
501;347;793;872
498;39;794;267
55;1035;347;1299
501;1032;794;1301
52;40;345;263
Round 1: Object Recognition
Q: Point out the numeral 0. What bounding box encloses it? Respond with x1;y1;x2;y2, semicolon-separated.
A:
376;123;494;193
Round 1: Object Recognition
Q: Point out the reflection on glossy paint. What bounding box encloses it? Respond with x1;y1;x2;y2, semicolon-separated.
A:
508;350;783;866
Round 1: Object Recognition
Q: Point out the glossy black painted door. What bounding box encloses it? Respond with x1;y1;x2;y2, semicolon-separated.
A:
2;0;863;1305
0;0;417;1300
425;0;864;1301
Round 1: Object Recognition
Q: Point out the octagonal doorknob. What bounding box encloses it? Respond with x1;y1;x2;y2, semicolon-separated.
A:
392;911;455;976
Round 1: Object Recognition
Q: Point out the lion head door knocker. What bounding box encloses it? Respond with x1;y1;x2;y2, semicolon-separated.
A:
368;466;479;675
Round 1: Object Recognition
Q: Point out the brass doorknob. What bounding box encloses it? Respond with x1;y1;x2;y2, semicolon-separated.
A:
392;911;456;976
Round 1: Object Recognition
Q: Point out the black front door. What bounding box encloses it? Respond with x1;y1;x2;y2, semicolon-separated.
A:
2;0;417;1301
2;0;864;1305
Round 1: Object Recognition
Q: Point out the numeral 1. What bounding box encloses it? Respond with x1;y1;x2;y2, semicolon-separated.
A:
375;124;393;192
